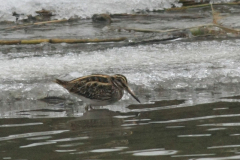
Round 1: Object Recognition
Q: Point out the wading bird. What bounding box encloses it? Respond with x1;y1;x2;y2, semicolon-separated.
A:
55;74;140;110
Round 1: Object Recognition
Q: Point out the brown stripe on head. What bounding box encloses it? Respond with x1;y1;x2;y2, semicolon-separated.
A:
112;74;140;103
114;74;128;84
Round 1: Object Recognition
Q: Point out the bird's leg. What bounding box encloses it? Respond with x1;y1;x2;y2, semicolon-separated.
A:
85;105;93;111
85;105;89;111
89;105;93;110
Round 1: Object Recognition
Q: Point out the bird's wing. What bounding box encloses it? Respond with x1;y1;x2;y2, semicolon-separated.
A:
70;81;114;100
56;74;110;91
69;74;110;84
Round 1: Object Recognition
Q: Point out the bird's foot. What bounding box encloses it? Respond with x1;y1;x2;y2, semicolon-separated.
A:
85;105;93;111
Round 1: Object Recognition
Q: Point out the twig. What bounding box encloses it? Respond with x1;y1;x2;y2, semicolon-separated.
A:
1;19;70;31
50;37;127;43
0;37;127;45
110;24;215;33
33;19;68;25
110;24;240;37
211;3;223;24
21;39;50;44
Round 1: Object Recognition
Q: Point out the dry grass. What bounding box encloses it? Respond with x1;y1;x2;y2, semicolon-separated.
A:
211;4;223;24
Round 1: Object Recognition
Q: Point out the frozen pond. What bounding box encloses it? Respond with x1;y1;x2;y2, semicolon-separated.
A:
1;39;240;117
1;0;240;159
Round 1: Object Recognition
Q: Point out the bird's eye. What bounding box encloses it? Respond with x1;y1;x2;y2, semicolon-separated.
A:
117;79;122;83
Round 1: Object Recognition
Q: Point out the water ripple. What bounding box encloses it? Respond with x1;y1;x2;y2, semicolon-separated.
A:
151;114;240;124
90;147;128;153
123;148;178;156
191;155;240;160
0;122;43;127
55;149;77;153
172;154;215;158
199;123;240;127
48;137;89;142
208;144;240;149
178;134;211;138
20;141;56;148
0;130;69;141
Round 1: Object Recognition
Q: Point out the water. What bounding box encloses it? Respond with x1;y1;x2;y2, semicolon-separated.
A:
1;0;240;159
2;101;240;159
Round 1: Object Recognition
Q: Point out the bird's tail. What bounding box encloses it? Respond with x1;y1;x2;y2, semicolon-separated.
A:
55;78;66;84
54;79;75;90
54;79;68;87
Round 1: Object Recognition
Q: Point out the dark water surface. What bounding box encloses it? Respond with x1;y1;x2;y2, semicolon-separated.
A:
1;97;240;160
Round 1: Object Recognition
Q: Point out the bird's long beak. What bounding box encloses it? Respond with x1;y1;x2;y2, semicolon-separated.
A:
125;86;141;103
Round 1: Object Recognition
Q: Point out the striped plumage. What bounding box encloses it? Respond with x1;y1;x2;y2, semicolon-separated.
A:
55;74;140;110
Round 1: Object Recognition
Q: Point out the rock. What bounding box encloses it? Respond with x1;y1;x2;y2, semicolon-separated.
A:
12;12;24;21
35;9;53;16
92;14;112;24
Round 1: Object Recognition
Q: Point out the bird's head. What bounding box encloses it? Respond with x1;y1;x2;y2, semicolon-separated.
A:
111;74;140;103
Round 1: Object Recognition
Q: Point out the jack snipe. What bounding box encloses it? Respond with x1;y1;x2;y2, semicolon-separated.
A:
55;74;140;110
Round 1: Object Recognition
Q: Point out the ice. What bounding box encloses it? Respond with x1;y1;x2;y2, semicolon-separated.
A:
1;39;240;101
1;0;236;22
211;0;234;3
0;0;180;22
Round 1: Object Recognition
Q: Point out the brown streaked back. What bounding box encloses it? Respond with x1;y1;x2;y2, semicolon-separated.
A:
55;74;111;91
69;74;110;84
